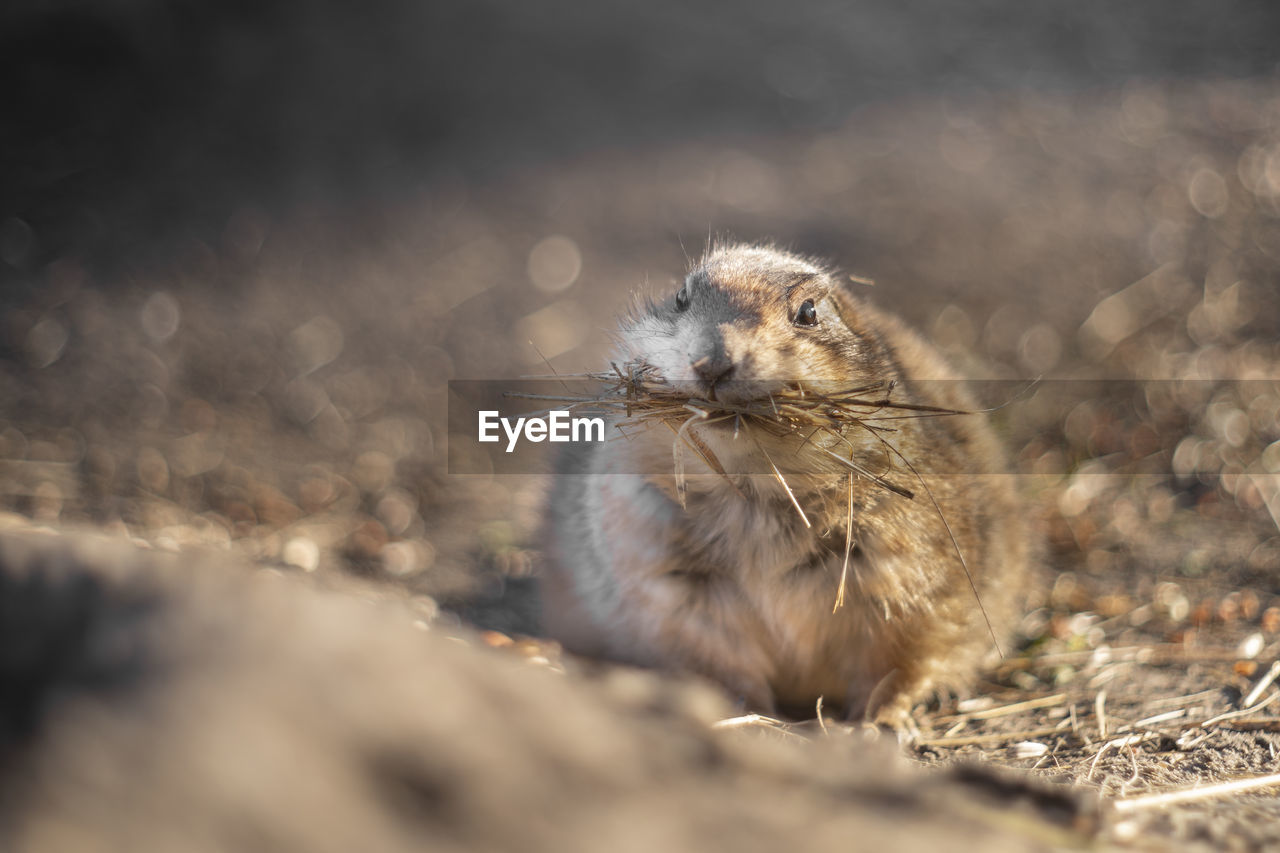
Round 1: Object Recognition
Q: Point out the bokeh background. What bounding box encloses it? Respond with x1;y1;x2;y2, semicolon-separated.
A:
5;0;1280;633
10;5;1280;849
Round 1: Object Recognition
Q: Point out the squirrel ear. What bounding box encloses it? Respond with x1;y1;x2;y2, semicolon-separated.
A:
827;280;864;334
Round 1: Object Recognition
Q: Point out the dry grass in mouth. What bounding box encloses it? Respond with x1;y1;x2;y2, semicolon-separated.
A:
512;359;997;636
513;358;972;493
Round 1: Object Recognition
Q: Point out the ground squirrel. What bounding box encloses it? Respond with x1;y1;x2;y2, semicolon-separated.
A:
542;244;1030;723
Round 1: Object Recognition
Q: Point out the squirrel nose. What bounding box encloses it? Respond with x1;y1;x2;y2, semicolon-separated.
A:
691;354;734;386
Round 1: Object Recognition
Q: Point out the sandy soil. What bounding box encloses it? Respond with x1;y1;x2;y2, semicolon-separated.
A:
5;3;1280;849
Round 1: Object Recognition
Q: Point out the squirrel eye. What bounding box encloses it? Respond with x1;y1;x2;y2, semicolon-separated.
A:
675;286;690;311
794;299;818;327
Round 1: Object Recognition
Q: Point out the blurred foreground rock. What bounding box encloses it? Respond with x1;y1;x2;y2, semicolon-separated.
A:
0;528;1093;853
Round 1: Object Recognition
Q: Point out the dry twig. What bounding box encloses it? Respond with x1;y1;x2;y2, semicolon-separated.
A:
1242;660;1280;708
1111;771;1280;813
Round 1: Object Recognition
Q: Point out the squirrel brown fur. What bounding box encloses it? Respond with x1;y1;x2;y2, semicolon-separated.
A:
541;244;1031;723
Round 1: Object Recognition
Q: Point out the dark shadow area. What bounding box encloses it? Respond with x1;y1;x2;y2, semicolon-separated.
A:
4;0;1280;281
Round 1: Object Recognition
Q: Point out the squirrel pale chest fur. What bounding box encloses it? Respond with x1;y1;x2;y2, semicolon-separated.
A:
541;244;1031;723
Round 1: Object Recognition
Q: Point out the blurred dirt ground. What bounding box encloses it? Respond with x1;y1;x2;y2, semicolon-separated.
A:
6;3;1280;850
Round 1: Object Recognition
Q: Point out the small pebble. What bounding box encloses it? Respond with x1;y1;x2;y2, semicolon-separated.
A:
1013;741;1048;758
1237;632;1265;660
480;630;513;648
282;536;320;572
